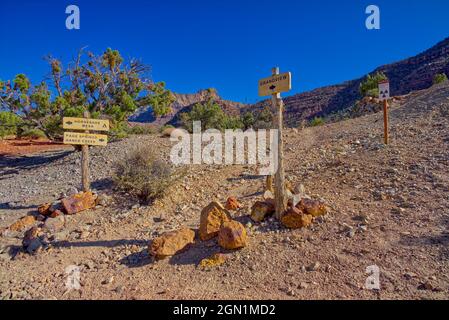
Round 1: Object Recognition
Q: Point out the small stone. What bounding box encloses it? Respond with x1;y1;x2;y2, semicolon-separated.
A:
298;282;309;289
296;199;328;217
306;261;320;272
281;206;313;229
199;253;227;269
9;216;36;232
250;200;275;222
37;203;52;216
62;191;97;215
218;220;247;250
224;197;241;211
149;227;195;259
42;215;65;233
199;201;231;241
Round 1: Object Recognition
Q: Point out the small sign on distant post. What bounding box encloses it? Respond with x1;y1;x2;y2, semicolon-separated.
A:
63;113;109;191
378;80;390;144
258;68;291;219
378;80;390;101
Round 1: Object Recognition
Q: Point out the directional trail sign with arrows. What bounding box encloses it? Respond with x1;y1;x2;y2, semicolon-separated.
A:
63;132;108;146
258;72;291;97
63;117;109;131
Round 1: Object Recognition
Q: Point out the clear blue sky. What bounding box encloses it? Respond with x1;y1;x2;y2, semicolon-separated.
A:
1;0;448;103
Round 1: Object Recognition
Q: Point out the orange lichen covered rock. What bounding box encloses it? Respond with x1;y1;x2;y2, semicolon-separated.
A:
281;206;313;229
199;253;227;268
199;201;231;241
250;200;275;222
62;192;97;215
218;220;247;250
225;197;241;211
9;215;36;232
149;227;195;259
37;203;52;216
297;199;328;217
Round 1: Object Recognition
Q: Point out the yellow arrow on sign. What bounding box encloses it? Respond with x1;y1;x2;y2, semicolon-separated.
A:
63;132;108;146
63;117;110;131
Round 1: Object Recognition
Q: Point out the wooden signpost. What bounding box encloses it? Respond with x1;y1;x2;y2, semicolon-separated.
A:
258;67;291;219
378;80;390;145
63;112;109;191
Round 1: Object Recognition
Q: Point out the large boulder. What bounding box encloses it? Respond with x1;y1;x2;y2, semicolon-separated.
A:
9;215;36;232
218;220;247;250
281;206;313;229
199;201;231;241
62;192;97;215
250;200;275;222
297;199;328;217
149;227;195;259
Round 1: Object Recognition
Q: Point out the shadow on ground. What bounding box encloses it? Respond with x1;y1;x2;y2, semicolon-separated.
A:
0;150;73;176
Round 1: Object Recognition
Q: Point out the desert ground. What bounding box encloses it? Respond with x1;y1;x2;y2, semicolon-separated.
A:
0;83;448;300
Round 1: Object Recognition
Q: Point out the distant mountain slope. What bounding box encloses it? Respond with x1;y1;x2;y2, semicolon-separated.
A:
248;37;449;126
130;37;449;126
129;88;244;125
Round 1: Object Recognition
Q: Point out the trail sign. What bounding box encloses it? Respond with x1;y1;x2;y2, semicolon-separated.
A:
258;67;289;219
63;117;109;131
63;132;108;146
378;80;390;101
258;72;291;97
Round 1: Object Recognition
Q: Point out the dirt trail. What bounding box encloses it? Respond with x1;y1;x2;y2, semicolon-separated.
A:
0;84;448;300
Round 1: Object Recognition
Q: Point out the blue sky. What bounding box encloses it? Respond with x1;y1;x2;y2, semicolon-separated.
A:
0;0;448;103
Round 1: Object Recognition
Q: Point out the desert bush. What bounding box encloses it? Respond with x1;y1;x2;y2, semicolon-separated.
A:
241;111;255;129
20;128;47;139
359;72;388;97
113;146;179;203
310;116;325;127
180;99;229;132
433;73;448;85
0;111;22;138
127;124;156;135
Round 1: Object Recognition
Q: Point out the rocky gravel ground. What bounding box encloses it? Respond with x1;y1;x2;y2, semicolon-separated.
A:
0;83;448;300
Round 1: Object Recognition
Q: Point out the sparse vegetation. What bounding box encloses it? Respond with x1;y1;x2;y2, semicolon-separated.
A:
0;48;174;140
310;116;325;127
433;73;448;85
19;128;47;139
359;72;388;97
113;146;178;203
0;111;22;138
180;98;244;132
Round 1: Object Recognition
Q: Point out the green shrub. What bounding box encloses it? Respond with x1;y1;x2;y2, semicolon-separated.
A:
0;111;22;138
113;146;180;203
127;124;156;135
20;128;47;139
242;112;255;129
159;124;174;133
433;73;448;85
310;116;325;127
359;72;388;97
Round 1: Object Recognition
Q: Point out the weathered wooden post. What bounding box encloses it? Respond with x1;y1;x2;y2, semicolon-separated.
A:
378;80;390;145
383;99;389;145
271;67;287;219
81;110;90;192
258;67;291;219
